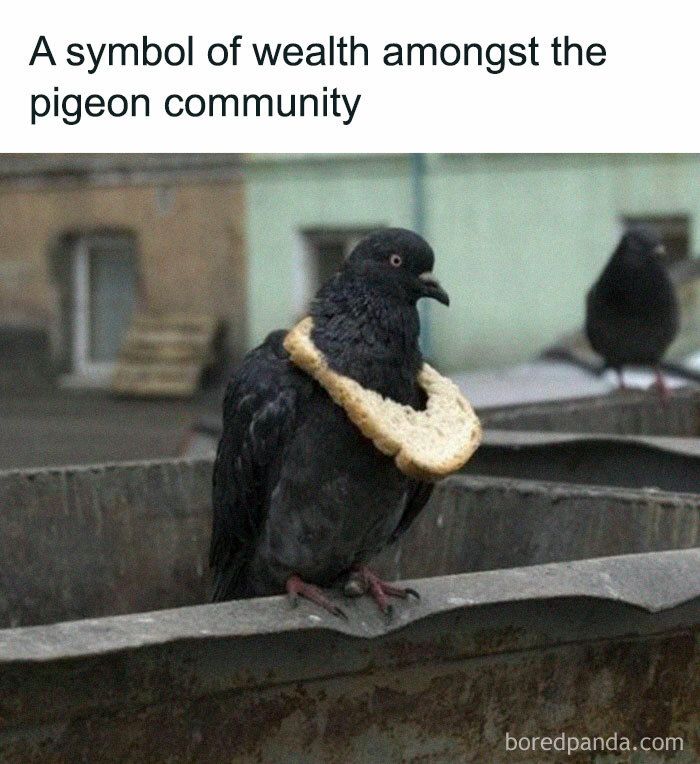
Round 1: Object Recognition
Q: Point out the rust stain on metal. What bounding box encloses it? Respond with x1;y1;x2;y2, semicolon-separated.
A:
5;628;696;763
0;451;698;762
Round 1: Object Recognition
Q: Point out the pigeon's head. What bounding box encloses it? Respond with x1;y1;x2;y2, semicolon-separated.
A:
344;228;449;306
616;227;666;269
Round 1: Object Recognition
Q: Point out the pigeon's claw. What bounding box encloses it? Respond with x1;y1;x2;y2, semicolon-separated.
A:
285;575;347;620
343;572;368;598
351;566;420;619
654;367;671;404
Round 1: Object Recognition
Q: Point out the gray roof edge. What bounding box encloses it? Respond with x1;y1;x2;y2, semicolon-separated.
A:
1;548;698;663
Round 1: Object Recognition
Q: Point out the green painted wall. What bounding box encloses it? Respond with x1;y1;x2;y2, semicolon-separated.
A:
246;154;700;371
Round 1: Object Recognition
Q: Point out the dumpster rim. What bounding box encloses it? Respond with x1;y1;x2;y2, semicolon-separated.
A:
1;547;698;663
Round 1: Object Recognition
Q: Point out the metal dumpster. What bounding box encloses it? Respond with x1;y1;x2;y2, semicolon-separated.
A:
0;460;698;763
478;388;700;437
462;431;700;492
464;389;700;491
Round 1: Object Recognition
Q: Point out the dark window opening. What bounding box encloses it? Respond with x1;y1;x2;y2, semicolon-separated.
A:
298;228;379;313
49;230;140;379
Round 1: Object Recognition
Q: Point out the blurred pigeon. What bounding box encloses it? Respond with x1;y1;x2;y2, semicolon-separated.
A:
585;228;679;396
210;228;449;619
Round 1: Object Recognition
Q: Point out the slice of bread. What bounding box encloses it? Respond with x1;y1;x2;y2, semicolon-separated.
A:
283;317;482;481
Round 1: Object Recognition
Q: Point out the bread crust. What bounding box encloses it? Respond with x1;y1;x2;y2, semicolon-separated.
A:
283;317;482;481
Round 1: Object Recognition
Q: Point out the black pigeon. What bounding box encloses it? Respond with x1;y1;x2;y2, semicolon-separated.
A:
585;227;679;395
210;228;450;618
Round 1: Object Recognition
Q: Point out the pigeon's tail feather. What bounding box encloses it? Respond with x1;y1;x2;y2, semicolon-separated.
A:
211;557;250;602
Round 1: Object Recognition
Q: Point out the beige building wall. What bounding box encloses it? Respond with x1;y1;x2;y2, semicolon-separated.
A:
0;176;247;363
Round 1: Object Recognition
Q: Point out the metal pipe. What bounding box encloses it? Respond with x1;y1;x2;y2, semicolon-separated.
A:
410;153;432;358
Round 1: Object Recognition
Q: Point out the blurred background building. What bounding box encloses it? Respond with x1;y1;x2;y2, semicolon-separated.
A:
246;154;700;371
0;154;245;391
1;152;699;467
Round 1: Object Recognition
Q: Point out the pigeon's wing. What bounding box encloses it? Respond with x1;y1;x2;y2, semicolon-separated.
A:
389;479;434;543
210;330;308;601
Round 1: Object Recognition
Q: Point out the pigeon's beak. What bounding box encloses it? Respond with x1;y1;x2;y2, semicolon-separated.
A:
418;272;450;306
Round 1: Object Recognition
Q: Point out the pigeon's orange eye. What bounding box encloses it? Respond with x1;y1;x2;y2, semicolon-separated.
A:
390;254;402;267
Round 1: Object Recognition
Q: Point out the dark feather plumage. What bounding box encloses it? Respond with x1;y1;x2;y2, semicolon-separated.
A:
585;228;679;372
210;229;445;601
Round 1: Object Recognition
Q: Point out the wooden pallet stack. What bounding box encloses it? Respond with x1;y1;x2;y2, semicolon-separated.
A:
111;313;221;397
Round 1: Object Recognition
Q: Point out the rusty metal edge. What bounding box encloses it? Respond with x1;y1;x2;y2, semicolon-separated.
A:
441;472;700;505
0;456;212;479
1;548;698;664
2;459;698;506
482;429;700;458
478;387;699;420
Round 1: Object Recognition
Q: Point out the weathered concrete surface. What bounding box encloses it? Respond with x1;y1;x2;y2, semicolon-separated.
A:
479;388;700;437
0;551;698;763
0;387;211;470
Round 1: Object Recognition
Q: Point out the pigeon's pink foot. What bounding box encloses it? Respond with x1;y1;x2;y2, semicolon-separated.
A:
346;565;419;621
285;574;347;620
654;367;670;404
